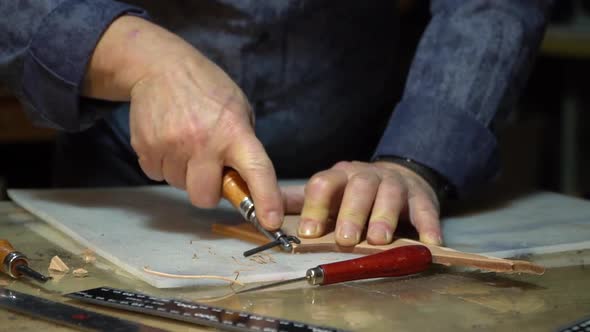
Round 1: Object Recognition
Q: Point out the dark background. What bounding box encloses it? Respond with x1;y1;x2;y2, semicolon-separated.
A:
1;0;590;201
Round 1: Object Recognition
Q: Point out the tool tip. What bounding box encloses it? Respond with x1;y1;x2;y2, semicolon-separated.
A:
16;264;52;283
243;235;301;257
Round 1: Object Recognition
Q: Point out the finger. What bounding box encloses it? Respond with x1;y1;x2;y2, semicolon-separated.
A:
130;95;165;181
407;189;442;245
298;170;348;238
281;185;305;214
137;155;165;181
161;152;188;189
186;159;223;208
335;171;380;246
226;135;283;230
366;175;407;245
331;160;354;172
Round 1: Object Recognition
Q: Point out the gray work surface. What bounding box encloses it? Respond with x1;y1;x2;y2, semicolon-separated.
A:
1;193;590;331
6;187;590;289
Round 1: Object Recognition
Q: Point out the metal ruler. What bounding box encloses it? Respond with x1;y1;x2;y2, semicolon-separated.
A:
0;287;165;331
67;286;347;332
556;316;590;332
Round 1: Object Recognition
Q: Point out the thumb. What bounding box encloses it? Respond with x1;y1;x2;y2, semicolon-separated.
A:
226;136;283;230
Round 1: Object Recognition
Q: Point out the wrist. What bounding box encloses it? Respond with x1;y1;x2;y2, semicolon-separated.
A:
373;156;454;202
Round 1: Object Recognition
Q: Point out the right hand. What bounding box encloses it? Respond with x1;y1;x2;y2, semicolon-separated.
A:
82;16;283;229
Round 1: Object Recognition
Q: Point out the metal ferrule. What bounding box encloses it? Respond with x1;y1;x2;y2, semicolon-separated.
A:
238;197;256;221
239;197;293;252
305;267;324;285
3;251;28;279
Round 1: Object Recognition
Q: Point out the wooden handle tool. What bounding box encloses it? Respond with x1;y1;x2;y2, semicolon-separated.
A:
236;245;432;293
222;168;300;256
0;239;51;283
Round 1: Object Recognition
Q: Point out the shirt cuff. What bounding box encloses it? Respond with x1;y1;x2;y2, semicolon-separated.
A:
22;0;148;132
372;96;500;197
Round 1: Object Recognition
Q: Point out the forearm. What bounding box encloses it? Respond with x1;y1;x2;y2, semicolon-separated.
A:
0;0;147;131
373;0;553;196
1;0;68;93
82;15;196;101
404;0;553;128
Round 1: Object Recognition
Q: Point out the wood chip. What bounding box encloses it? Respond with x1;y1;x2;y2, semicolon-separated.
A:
49;255;69;273
81;249;96;264
73;268;88;278
48;271;65;282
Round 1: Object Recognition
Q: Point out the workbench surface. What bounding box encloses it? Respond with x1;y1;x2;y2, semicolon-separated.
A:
1;201;589;332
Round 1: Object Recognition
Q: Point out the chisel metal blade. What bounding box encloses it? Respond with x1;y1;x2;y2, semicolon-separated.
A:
236;276;308;294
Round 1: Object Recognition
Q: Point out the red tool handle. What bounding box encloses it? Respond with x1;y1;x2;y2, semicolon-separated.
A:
318;245;432;285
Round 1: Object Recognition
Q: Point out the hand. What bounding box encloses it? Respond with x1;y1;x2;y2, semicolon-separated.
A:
284;161;442;246
82;16;283;229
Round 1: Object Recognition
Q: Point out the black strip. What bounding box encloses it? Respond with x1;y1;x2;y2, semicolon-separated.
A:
67;287;348;332
0;288;163;332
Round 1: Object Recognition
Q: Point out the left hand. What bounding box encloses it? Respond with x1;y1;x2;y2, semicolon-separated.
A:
281;161;442;246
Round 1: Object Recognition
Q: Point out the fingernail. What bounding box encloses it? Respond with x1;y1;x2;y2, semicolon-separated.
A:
265;211;282;229
368;225;392;244
298;220;319;237
421;233;442;245
337;223;360;245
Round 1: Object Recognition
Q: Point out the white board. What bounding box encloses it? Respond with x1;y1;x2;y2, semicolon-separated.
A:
8;186;365;288
442;191;590;257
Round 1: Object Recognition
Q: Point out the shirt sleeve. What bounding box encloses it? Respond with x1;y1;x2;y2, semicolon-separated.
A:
372;0;554;197
0;0;148;132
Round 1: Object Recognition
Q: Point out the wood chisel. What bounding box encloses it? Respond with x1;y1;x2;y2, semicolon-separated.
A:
222;168;300;257
0;239;51;283
236;244;432;294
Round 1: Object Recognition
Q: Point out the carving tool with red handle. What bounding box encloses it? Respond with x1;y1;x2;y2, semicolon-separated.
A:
236;244;432;294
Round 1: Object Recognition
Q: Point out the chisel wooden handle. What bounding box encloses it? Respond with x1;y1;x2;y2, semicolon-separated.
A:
0;239;51;282
221;168;260;225
0;239;28;278
235;245;432;294
310;245;432;285
0;240;17;265
222;168;251;209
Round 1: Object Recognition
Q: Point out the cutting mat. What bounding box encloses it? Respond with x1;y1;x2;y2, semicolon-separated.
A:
7;187;590;288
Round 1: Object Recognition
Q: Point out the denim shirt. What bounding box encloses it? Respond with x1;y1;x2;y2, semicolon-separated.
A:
0;0;553;196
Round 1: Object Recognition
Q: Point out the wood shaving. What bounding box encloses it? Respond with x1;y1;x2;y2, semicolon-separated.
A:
248;253;276;265
73;268;88;278
232;256;257;267
81;249;96;264
231;253;276;266
49;255;69;273
142;266;244;286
